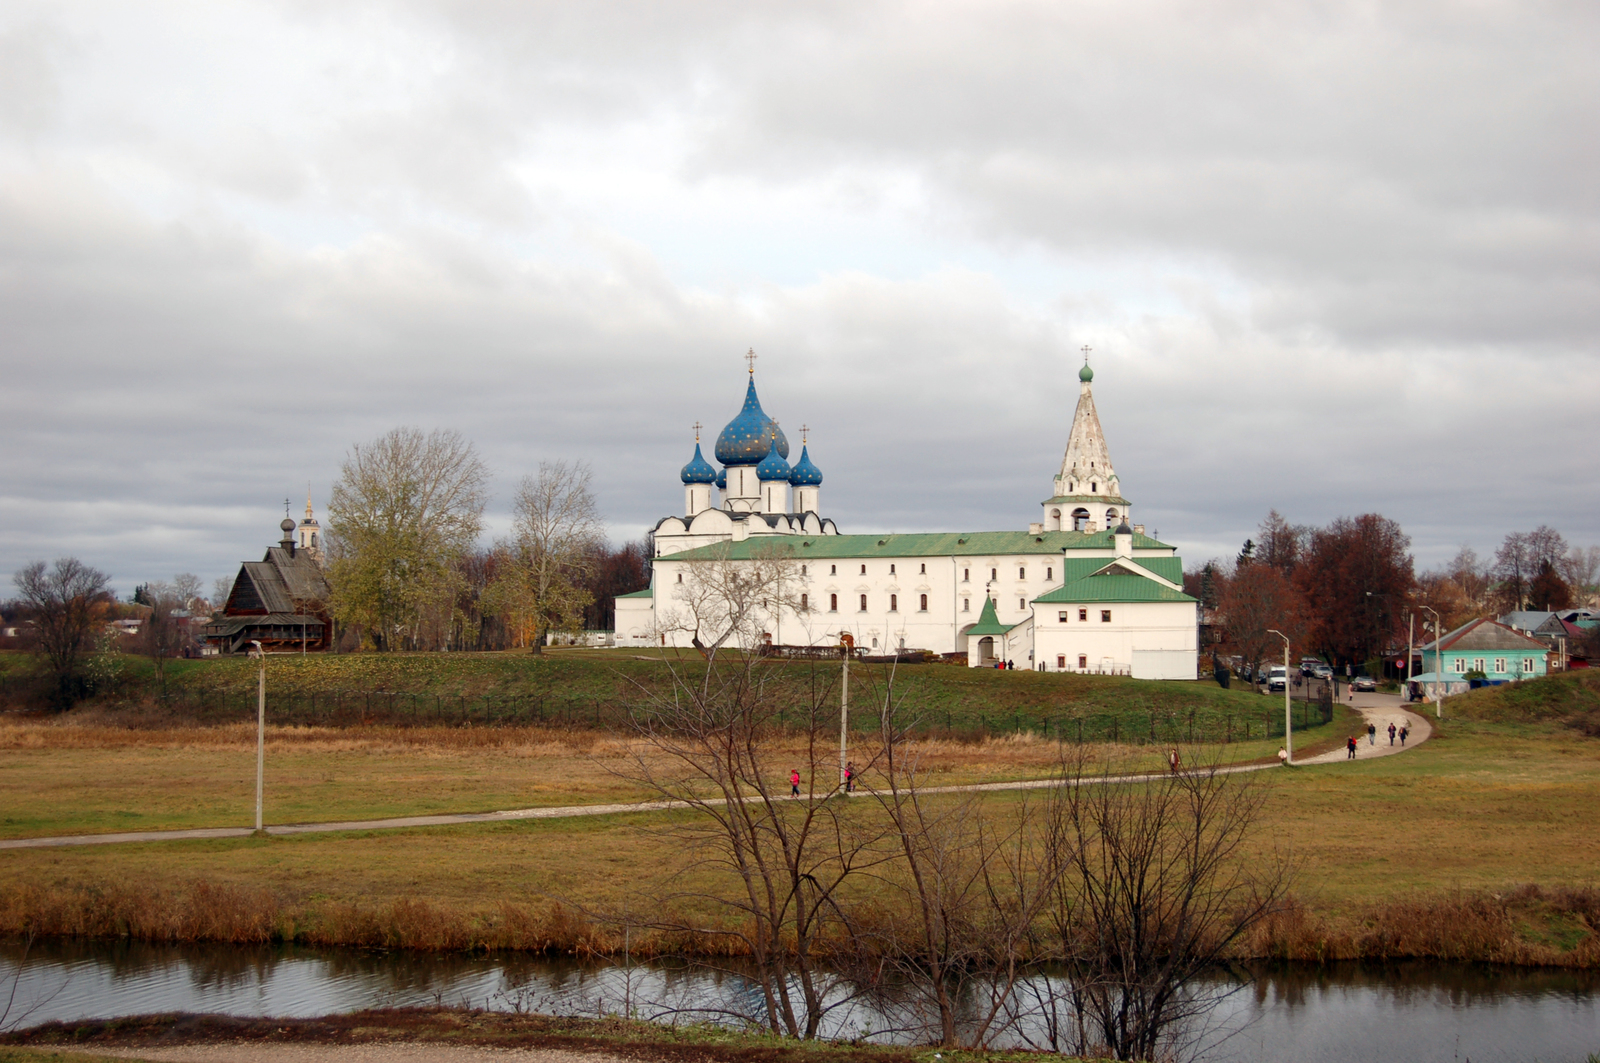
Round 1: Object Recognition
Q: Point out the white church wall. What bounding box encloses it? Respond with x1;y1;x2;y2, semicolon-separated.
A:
1032;601;1198;677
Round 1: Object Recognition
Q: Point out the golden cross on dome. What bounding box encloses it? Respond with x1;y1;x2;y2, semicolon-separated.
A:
692;420;702;442
745;347;758;374
801;423;810;445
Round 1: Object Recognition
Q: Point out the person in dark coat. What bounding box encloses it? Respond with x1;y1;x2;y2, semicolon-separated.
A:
1346;736;1358;760
1387;722;1397;745
1367;722;1377;745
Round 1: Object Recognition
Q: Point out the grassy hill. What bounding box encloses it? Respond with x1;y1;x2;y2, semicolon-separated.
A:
0;647;1331;745
1433;670;1600;734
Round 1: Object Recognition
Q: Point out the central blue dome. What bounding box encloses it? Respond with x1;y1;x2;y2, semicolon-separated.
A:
788;444;822;486
680;442;716;485
715;378;774;465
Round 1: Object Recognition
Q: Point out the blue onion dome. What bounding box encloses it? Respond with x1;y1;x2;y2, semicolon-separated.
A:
680;442;716;485
716;468;727;490
788;444;822;486
768;418;789;459
715;377;774;464
756;445;792;482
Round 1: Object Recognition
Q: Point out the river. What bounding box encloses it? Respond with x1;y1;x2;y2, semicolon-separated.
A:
2;939;1596;1062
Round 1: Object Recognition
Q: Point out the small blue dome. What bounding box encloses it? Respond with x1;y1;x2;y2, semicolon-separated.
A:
756;445;791;482
715;378;773;464
769;420;789;459
715;468;727;490
788;445;822;486
680;442;716;485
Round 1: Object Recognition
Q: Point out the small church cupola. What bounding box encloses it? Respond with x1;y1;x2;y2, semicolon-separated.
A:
681;425;717;517
279;514;297;556
297;489;323;562
756;423;793;513
789;427;823;514
715;350;775;512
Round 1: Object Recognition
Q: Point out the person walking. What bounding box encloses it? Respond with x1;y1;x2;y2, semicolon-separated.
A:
790;769;801;797
1168;747;1182;774
1387;722;1397;746
1399;725;1409;746
844;761;855;793
1346;735;1358;760
1367;722;1377;745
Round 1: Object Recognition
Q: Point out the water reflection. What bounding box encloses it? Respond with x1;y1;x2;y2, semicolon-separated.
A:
2;939;1597;1062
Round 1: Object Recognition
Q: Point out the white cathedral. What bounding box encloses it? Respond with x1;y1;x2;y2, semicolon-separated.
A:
615;355;1199;679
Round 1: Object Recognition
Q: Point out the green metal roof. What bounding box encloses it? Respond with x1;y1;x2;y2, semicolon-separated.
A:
615;588;653;599
964;597;1015;635
1034;570;1197;605
1045;555;1184;585
662;528;1173;562
1041;494;1132;506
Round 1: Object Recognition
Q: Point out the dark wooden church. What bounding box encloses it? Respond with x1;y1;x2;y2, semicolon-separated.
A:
204;512;332;654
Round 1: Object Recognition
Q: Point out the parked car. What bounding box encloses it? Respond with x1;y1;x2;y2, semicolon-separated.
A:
1352;676;1377;692
1267;665;1288;692
1312;664;1333;680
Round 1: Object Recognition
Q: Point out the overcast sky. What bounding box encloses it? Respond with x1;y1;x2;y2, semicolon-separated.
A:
2;1;1596;598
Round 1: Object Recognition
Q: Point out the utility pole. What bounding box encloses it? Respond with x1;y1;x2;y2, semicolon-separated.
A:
251;640;265;832
1268;629;1292;765
839;642;850;789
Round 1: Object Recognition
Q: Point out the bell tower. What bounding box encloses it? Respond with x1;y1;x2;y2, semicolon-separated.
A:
1042;348;1129;533
298;488;323;562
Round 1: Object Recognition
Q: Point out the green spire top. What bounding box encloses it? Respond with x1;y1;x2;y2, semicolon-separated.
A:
1078;344;1094;382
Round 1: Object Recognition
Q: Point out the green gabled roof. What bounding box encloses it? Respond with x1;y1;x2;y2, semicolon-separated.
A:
964;597;1015;635
616;588;653;599
1034;570;1197;605
662;528;1173;562
1049;555;1184;586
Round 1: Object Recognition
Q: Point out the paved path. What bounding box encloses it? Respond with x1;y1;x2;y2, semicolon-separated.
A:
0;698;1433;852
58;1045;627;1063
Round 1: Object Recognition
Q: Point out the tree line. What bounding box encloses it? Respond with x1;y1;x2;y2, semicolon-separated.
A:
1187;510;1599;680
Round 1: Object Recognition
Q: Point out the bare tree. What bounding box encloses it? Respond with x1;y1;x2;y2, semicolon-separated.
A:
1560;545;1600;608
12;558;112;708
212;575;234;614
659;543;802;659
171;572;204;611
138;587;188;695
483;461;603;653
327;427;489;651
1447;546;1492;612
1038;756;1290;1061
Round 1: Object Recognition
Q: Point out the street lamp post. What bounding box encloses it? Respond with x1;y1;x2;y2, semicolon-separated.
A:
1267;629;1292;765
249;640;265;832
1421;606;1444;718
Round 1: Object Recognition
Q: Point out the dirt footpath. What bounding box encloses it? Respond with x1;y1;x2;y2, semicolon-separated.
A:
65;1045;630;1063
1299;692;1434;765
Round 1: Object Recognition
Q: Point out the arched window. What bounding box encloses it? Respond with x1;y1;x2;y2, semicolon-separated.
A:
919;563;926;574
830;564;837;575
1072;508;1090;531
990;567;997;580
1056;654;1066;669
801;564;807;576
829;593;838;612
963;568;970;581
1046;567;1052;580
919;593;928;611
1018;566;1026;579
800;593;809;612
1077;654;1087;670
860;564;867;575
859;594;868;612
963;598;970;612
1050;508;1060;522
890;564;896;575
890;594;898;611
1019;598;1026;610
1106;509;1118;527
676;573;683;583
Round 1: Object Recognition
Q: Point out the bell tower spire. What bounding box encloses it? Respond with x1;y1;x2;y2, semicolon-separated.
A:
1041;349;1129;532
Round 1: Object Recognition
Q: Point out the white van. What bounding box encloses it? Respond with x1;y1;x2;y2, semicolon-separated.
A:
1267;665;1288;692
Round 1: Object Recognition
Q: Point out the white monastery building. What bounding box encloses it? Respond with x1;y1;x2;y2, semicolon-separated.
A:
615;354;1199;679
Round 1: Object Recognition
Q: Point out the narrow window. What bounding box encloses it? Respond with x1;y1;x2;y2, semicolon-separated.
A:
800;593;809;612
963;598;970;612
1523;657;1535;672
1101;610;1112;623
890;593;898;611
963;568;970;581
919;563;926;574
1046;567;1052;580
676;573;682;583
801;564;807;576
861;564;867;576
919;593;928;611
1454;658;1467;673
859;594;868;612
1473;657;1485;672
1494;658;1506;674
890;564;896;575
830;564;837;576
990;567;997;580
1091;482;1097;492
1057;654;1066;669
830;593;838;612
1020;598;1026;610
1077;654;1087;670
1019;566;1026;579
1059;611;1068;623
1078;608;1088;622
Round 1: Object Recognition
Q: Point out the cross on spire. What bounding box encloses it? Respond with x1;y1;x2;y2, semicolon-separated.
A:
1080;344;1092;364
284;498;292;518
692;420;702;442
745;347;758;374
800;423;810;445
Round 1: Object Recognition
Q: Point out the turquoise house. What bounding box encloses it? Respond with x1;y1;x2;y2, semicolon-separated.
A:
1419;617;1548;685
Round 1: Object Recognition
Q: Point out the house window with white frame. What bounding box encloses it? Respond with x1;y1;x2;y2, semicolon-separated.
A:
1523;657;1535;672
1473;657;1486;672
1494;658;1506;673
1453;657;1467;673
